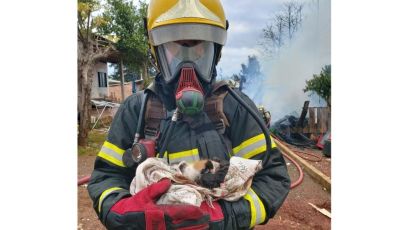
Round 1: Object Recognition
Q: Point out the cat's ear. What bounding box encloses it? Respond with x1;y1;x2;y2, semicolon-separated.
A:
178;161;187;172
205;160;214;169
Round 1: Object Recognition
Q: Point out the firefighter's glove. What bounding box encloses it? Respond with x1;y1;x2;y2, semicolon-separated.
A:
107;179;210;230
122;139;156;167
200;201;225;229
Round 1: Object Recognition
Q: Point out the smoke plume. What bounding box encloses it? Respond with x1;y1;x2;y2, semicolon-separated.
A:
259;0;331;121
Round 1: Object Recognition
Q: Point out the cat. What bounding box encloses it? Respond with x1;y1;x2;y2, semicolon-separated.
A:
176;157;230;189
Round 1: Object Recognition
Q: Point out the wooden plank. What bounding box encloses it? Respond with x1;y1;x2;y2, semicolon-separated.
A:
327;108;331;131
297;101;310;128
325;108;331;132
274;138;331;191
308;203;331;218
317;108;323;133
308;108;316;134
324;108;329;132
318;108;329;133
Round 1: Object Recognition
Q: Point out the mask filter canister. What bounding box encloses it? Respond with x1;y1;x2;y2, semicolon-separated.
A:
175;67;205;116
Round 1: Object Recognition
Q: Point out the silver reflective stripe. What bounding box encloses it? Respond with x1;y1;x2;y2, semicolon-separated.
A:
235;138;266;158
149;23;227;46
169;154;200;164
248;189;264;224
244;188;266;226
100;146;123;162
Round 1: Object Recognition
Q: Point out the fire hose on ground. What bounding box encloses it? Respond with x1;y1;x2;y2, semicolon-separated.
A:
78;135;305;189
270;134;304;189
78;175;91;186
282;151;304;189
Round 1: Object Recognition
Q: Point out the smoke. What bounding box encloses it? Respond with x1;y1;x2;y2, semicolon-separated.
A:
240;56;266;106
259;0;331;121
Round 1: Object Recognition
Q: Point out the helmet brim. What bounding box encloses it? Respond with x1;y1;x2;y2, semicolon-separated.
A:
149;23;227;46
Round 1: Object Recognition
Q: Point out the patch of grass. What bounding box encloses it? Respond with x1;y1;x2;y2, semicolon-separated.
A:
88;130;107;144
78;130;107;156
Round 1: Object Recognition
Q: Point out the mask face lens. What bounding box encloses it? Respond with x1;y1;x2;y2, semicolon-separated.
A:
157;40;215;83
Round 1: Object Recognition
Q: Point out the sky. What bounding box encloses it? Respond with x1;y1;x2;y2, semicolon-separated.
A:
217;0;290;78
108;0;331;120
109;0;291;77
216;0;331;121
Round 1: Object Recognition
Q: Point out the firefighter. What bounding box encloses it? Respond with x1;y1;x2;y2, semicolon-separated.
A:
87;0;290;229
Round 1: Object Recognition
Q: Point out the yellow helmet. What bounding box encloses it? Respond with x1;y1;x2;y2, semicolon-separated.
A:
146;0;228;83
147;0;227;46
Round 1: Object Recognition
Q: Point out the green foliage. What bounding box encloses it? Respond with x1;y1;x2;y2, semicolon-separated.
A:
77;0;150;146
304;65;331;107
78;0;150;72
100;0;149;73
78;0;103;40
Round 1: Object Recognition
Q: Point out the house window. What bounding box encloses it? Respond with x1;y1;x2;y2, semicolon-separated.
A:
98;72;107;88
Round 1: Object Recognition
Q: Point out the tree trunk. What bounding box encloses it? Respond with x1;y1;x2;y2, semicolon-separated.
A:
78;62;93;146
119;60;126;102
77;38;115;146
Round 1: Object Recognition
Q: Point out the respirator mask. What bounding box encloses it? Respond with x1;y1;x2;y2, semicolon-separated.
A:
156;40;216;116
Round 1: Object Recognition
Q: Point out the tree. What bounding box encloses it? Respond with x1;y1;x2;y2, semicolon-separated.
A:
100;0;154;86
78;0;150;146
259;1;304;56
303;65;331;107
78;0;118;146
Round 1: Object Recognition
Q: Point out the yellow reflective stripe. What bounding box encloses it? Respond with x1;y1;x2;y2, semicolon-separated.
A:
270;136;276;148
97;141;126;167
157;148;199;160
244;192;257;227
98;151;125;167
233;134;276;159
98;187;122;213
242;144;267;159
103;141;125;154
167;148;199;160
233;134;265;154
244;188;266;228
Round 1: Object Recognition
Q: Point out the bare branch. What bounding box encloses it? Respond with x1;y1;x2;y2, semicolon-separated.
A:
259;1;304;56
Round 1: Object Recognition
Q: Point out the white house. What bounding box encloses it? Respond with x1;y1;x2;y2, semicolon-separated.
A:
91;61;110;99
90;61;144;102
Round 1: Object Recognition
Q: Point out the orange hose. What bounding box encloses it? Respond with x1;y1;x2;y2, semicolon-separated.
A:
282;151;304;189
271;134;304;189
78;175;91;186
292;150;322;162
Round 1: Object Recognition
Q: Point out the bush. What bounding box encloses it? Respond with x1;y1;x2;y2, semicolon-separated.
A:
303;65;331;107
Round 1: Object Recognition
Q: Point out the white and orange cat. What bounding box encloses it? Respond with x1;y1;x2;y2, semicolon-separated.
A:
175;158;229;189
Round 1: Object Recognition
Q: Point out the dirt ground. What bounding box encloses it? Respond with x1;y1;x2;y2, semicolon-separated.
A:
254;157;331;230
78;155;105;230
78;151;330;230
